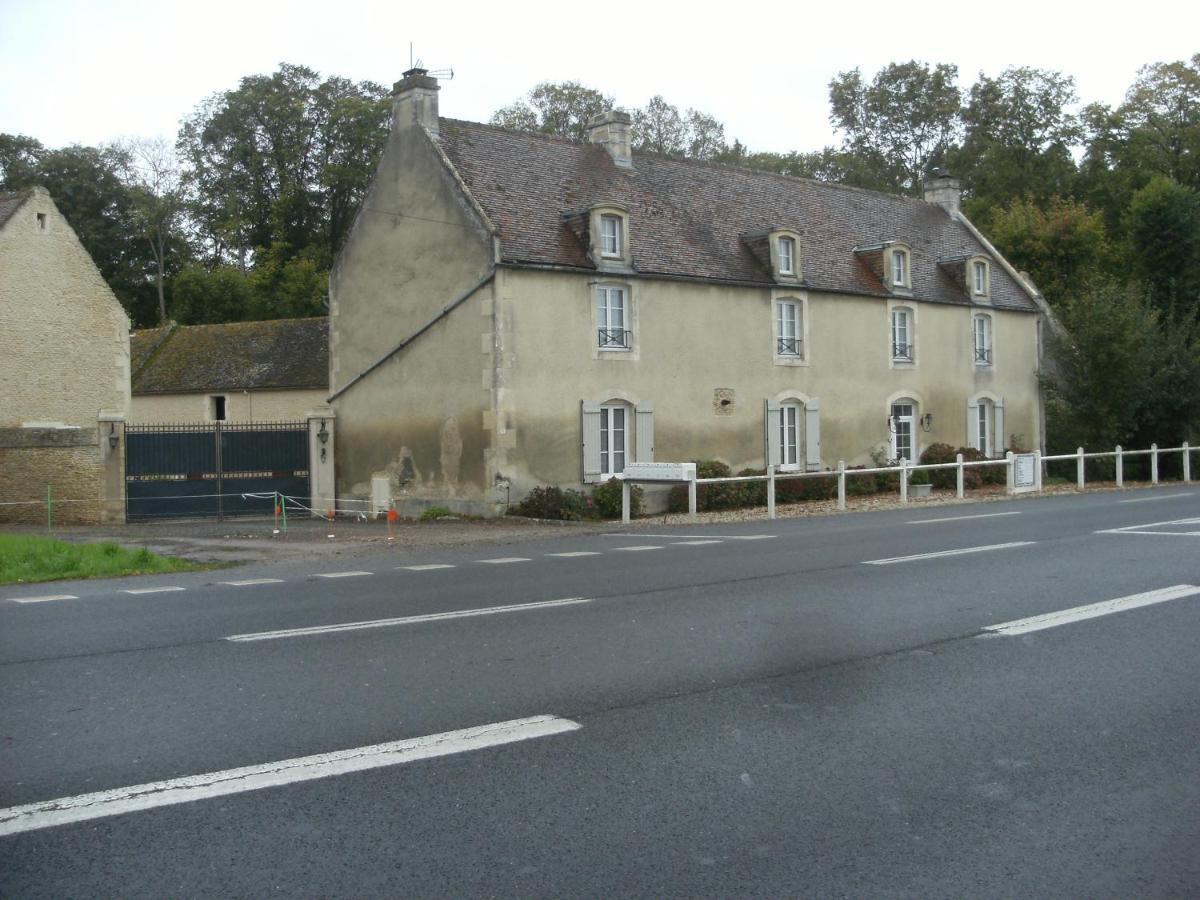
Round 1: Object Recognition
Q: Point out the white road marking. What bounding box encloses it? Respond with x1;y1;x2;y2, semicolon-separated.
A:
314;571;373;579
1116;492;1196;504
983;584;1200;636
605;533;775;541
545;552;601;557
226;597;591;642
670;540;724;546
221;578;285;587
476;557;531;564
9;594;78;604
612;545;663;552
124;586;185;595
907;511;1021;525
1098;516;1200;536
0;715;581;838
399;564;456;571
863;541;1034;566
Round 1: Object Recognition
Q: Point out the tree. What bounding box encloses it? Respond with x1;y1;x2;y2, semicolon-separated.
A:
170;264;255;324
828;61;962;195
1126;176;1200;325
490;82;615;141
117;137;187;324
1119;55;1200;190
631;96;728;159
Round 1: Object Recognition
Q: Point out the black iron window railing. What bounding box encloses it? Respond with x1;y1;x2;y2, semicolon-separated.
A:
974;345;992;364
892;342;913;361
598;327;631;349
777;336;802;356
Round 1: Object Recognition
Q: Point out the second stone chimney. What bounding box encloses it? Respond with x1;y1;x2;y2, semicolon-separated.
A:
391;67;440;138
923;169;961;215
587;110;633;168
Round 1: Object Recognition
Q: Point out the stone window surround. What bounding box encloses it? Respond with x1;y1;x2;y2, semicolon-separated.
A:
887;299;917;369
589;202;632;271
771;289;810;367
769;229;803;281
589;278;640;362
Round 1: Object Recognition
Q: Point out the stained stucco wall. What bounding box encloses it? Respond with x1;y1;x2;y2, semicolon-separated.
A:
497;269;1042;495
0;188;130;427
329;119;497;513
130;389;328;423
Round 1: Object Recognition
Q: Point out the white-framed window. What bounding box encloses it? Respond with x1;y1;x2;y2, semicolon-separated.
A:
889;400;916;461
596;285;629;350
779;401;802;470
600;214;622;258
973;314;992;366
766;396;821;472
776;299;801;357
778;236;796;276
582;398;654;482
976;400;991;457
973;259;990;296
967;395;1003;458
599;404;628;477
891;248;909;288
891;307;914;362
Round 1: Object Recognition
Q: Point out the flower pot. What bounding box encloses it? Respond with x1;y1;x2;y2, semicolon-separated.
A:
910;483;933;498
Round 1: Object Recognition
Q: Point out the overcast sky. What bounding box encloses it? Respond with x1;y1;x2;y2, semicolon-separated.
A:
1;0;1195;155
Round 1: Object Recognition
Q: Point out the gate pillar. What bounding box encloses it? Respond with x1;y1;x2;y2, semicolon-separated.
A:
98;411;126;524
307;409;335;517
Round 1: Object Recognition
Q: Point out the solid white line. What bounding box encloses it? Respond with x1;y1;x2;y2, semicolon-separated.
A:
314;571;372;579
1098;516;1200;534
1098;530;1200;537
0;715;581;838
226;597;591;642
862;541;1034;565
10;594;78;604
545;552;601;558
1117;492;1196;504
983;584;1200;636
604;533;775;541
476;557;530;564
221;578;285;587
670;540;724;546
907;511;1021;525
124;586;186;595
399;564;456;571
612;545;663;552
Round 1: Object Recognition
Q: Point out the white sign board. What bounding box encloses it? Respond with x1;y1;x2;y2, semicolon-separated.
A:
622;462;697;482
1012;453;1040;494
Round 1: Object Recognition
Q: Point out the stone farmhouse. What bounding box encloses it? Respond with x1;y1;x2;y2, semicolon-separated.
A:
0;187;130;524
329;69;1051;516
130;317;328;424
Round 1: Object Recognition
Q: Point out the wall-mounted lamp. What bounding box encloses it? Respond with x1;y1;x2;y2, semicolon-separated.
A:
317;421;329;445
920;413;934;432
108;422;119;450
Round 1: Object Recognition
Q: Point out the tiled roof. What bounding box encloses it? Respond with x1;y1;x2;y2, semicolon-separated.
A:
0;189;32;230
131;318;329;394
437;120;1038;312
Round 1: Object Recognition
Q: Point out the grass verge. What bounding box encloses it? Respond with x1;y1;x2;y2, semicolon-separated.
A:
0;534;205;585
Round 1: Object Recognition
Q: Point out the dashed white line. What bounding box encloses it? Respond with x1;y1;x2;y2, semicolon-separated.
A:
314;571;373;579
612;545;663;552
862;541;1035;565
670;540;724;546
9;594;78;604
982;584;1200;636
604;533;775;541
1116;492;1197;504
907;511;1021;525
399;564;456;571
476;557;530;565
226;597;591;642
221;578;285;587
0;715;581;838
546;552;601;558
124;586;186;595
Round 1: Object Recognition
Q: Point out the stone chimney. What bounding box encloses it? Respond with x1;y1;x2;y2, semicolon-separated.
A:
587;110;633;168
391;67;440;138
923;169;961;215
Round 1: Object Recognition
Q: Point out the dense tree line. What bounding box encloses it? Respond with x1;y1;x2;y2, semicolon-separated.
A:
2;57;1197;449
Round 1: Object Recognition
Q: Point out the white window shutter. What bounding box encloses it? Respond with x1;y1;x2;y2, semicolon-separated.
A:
993;399;1005;456
635;402;654;462
765;399;782;467
581;401;601;480
966;398;979;451
804;399;821;471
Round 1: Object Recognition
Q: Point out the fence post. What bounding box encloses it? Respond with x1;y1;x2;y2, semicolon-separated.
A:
837;460;846;511
1005;451;1015;495
688;478;697;521
46;484;52;534
899;459;908;504
621;478;630;525
1150;443;1159;484
1185;442;1192;483
956;453;964;499
1116;445;1123;487
767;465;776;520
1077;447;1085;490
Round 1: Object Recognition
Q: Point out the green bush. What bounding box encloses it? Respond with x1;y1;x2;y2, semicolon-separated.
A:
844;465;878;496
667;460;751;512
918;443;986;490
737;468;768;507
958;447;1004;485
777;472;837;502
591;479;643;519
908;466;931;485
511;486;593;521
419;506;454;521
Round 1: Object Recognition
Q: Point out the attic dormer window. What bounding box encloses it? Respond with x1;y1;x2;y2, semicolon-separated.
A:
600;214;622;258
973;259;990;297
891;248;909;288
589;204;631;269
778;237;795;275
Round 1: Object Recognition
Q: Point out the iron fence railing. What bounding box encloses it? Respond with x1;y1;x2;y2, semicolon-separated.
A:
598;328;630;349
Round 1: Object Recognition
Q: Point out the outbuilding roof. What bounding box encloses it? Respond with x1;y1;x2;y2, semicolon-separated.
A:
436;119;1038;312
131;317;328;395
0;189;32;230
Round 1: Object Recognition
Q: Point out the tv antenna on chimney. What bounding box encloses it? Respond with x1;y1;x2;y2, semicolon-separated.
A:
408;43;454;79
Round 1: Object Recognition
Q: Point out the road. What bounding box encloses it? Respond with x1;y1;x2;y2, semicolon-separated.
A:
2;488;1199;896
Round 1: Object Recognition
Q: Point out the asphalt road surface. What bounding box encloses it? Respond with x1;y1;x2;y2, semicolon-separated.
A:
2;488;1199;897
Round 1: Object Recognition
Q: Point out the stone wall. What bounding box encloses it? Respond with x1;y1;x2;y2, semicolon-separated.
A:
0;427;104;525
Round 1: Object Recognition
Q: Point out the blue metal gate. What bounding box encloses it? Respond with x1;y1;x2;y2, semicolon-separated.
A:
125;421;309;520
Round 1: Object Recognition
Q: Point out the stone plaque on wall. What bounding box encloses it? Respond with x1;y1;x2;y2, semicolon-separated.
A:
713;388;735;416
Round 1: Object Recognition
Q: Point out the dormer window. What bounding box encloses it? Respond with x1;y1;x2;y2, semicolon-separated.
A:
891;248;909;288
588;204;631;269
778;237;795;275
972;259;990;297
600;214;622;258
